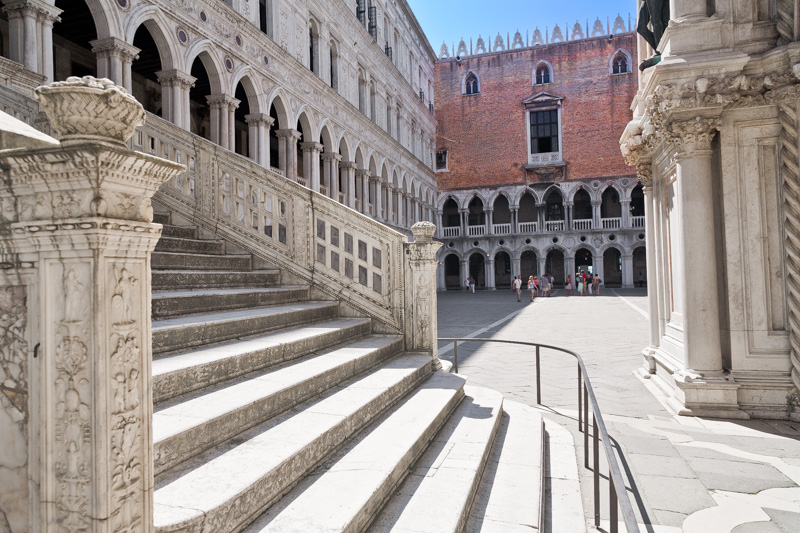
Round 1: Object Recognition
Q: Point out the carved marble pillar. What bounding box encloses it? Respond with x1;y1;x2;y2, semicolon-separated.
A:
459;208;468;236
620;199;632;227
669;116;725;377
91;38;140;90
387;185;396;223
341;161;357;207
245;113;273;165
538;256;547;278
156;70;195;130
38;5;60;83
404;223;443;367
0;78;183;533
3;0;61;77
355;169;369;213
485;207;494;235
621;253;633;288
485;258;496;290
536;203;545;231
511;207;519;233
374;176;383;221
594;254;605;285
300;142;323;191
276;129;301;179
591;200;601;229
321;152;340;198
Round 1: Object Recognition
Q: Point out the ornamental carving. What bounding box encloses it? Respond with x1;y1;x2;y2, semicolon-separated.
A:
0;286;28;417
666;117;721;153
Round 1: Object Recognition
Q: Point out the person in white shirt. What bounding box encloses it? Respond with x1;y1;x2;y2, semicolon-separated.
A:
514;276;522;302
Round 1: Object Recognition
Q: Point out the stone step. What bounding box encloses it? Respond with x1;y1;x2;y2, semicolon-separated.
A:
151;269;280;291
152;251;252;272
151;301;340;356
155;235;226;255
465;400;545;532
153;354;436;533
153;317;373;403
153;212;171;225
153;335;404;476
243;371;466;533
161;224;198;239
369;385;504;532
152;286;310;319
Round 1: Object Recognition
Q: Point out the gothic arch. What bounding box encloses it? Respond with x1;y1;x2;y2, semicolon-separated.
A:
532;59;553;85
514;188;539;209
461;191;487;210
461;70;481;95
568;183;595;203
609;48;632;75
488;189;512;207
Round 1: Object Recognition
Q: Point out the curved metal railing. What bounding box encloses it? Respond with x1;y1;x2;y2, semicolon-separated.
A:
437;337;640;533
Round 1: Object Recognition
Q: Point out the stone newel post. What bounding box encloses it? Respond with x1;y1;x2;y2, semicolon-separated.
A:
0;76;183;532
404;222;443;369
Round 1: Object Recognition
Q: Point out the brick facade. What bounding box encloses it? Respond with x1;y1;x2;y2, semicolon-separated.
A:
434;33;639;190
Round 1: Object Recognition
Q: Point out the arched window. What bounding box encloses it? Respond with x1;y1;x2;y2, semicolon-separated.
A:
612;53;628;74
465;73;479;95
535;64;551;85
329;40;339;91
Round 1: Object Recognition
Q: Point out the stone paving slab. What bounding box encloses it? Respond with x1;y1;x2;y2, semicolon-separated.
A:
437;289;800;532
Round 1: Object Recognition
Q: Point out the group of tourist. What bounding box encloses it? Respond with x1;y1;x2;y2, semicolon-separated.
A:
507;271;602;301
565;272;602;296
512;274;555;302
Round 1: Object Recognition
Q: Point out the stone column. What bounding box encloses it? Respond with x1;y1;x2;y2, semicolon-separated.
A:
621;199;631;227
511;207;519;233
595;254;605;284
591;200;601;229
460;259;469;287
356;169;370;213
91;38;140;90
300;142;323;191
374;177;383;221
537;203;545;231
486;208;494;235
404;223;442;367
643;182;660;354
22;2;37;71
670;117;724;376
156;70;195;130
387;185;396;223
437;260;446;291
512;254;521;277
276;129;301;179
0;78;183;533
459;208;468;236
245;113;273;165
538;256;547;277
564;202;572;229
621;253;633;288
207;95;225;147
38;5;61;83
321;152;340;198
341;161;357;207
565;255;575;280
486;258;496;290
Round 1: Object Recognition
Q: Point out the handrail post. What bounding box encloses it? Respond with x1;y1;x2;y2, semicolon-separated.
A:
578;365;582;432
453;340;458;373
584;384;589;468
536;345;541;404
593;415;600;528
610;475;619;533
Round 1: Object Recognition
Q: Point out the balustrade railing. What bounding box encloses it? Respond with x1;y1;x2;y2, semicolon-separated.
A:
546;220;565;232
442;226;461;238
136;112;411;333
468;224;486;237
573;219;593;231
602;217;622;229
631;216;645;228
493;223;511;235
518;221;538;233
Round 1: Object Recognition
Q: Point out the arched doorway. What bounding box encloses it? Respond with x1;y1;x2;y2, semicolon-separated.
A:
546;249;565;286
603;248;622;287
633;246;647;287
575;247;593;276
469;252;486;289
520;250;537;281
444;254;461;290
494;251;512;289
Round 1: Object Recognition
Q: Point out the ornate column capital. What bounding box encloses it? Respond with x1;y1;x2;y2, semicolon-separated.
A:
3;0;59;20
299;141;323;153
90;37;140;62
320;152;342;163
339;160;357;170
244;113;274;127
355;168;370;179
275;128;302;141
156;69;196;89
206;93;239;111
667;116;721;157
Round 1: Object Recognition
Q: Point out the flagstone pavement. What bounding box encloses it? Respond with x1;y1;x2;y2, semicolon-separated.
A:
437;288;800;533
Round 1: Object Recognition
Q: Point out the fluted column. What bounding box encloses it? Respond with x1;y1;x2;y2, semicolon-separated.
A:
156;70;195;130
38;5;60;83
321;152;340;198
300;142;323;191
91;38;140;90
245;113;274;165
355;169;369;213
341;161;357;207
374;177;383;221
4;0;62;78
387;185;396;223
591;200;601;229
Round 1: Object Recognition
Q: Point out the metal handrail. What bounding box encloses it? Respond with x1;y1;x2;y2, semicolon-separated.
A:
437;337;640;533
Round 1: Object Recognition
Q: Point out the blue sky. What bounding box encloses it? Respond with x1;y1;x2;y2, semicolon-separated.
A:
405;0;636;52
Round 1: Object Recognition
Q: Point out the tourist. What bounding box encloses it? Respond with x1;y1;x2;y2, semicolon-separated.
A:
528;276;536;302
638;271;644;287
588;277;593;295
534;275;540;297
566;275;573;296
465;276;470;292
469;275;475;293
577;276;584;295
594;274;601;296
514;275;522;302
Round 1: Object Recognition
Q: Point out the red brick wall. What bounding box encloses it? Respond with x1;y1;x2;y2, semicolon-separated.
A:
434;33;638;191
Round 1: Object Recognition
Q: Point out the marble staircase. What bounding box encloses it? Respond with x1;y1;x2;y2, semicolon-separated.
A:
147;213;550;532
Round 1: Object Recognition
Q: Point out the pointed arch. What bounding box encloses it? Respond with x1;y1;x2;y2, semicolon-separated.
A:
609;48;632;75
462;70;480;95
533;59;553;85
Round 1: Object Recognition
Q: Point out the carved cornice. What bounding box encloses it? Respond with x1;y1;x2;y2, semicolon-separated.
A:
667;116;722;155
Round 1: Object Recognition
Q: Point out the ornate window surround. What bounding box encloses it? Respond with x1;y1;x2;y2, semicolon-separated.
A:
523;91;564;166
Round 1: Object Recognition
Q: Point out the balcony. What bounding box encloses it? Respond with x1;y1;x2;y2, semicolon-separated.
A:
601;217;621;229
468;225;486;237
572;219;593;231
442;226;461;238
545;220;565;232
518;221;538;233
631;216;645;228
493;223;511;235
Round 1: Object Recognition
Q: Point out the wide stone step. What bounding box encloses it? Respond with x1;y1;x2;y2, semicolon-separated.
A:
151;269;280;291
153;354;435;533
465;401;545;532
153;317;373;403
244;371;466;533
161;224;197;239
155;235;226;255
153;212;171;225
153;335;403;476
152;251;252;271
152;301;339;356
369;385;504;532
152;286;310;319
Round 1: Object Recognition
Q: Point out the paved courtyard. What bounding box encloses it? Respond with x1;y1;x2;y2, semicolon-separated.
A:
437;288;800;532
